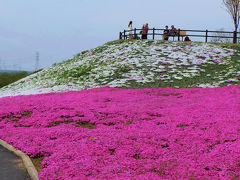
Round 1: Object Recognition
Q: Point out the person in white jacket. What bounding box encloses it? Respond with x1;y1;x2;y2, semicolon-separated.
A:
128;21;133;40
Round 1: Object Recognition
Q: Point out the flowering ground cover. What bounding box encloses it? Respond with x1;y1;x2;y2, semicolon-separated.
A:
0;86;240;179
0;40;239;98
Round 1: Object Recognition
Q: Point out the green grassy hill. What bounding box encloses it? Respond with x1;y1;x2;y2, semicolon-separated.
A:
0;40;239;97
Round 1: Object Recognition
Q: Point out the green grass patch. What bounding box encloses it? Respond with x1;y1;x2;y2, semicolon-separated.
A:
0;72;29;88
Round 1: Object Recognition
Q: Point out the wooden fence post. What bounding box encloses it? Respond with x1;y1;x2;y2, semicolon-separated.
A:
119;32;122;40
205;30;208;43
153;28;155;40
178;29;180;41
236;31;238;43
134;28;136;39
123;30;126;40
233;31;237;43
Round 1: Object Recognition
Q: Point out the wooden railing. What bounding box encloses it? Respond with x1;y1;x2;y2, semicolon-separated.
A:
119;28;240;43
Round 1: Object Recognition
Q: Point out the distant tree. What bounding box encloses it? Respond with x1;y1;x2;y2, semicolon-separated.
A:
211;28;231;43
222;0;240;42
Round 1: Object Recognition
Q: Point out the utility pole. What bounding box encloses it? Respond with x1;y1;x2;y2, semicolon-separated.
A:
35;52;39;71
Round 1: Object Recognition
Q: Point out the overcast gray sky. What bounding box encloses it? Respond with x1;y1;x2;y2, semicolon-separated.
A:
0;0;234;71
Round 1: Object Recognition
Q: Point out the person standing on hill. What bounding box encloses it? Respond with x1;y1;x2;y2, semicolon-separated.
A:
142;23;149;39
141;24;145;39
145;23;149;39
128;21;133;40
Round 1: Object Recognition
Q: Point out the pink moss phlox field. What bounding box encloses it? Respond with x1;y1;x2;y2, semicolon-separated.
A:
0;86;240;179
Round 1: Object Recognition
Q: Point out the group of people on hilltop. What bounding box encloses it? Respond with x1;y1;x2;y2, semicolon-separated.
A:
163;25;177;40
163;25;190;41
128;21;149;40
128;21;191;41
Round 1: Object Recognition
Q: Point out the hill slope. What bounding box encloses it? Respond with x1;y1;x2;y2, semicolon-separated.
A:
0;40;240;98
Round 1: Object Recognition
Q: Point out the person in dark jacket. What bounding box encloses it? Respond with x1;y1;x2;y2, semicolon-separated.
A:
163;25;169;40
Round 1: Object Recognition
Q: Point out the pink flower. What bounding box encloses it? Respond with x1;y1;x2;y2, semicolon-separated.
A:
1;86;240;179
162;61;168;65
212;59;223;63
